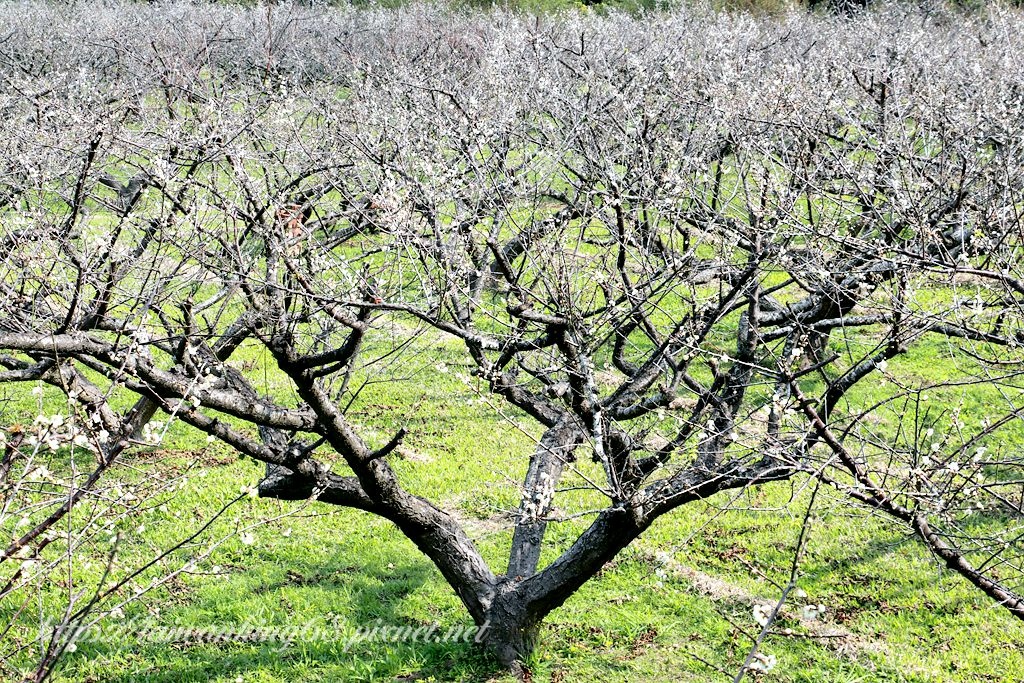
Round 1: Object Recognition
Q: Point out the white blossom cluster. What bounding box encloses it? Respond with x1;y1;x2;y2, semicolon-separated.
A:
21;411;94;454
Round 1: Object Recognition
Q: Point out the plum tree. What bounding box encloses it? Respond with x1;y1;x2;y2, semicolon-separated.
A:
2;2;1023;677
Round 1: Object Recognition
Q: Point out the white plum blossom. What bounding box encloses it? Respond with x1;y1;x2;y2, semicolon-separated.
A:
747;652;777;673
799;604;826;621
753;604;773;627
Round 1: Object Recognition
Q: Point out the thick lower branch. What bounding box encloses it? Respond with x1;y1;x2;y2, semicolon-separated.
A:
258;464;382;512
911;514;1024;620
274;347;498;622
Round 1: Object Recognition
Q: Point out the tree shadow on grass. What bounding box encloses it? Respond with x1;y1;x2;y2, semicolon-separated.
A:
55;550;502;683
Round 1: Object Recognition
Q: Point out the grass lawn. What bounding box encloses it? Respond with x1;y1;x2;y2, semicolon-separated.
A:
4;329;1023;683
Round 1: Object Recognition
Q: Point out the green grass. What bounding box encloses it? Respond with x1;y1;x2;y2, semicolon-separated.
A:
3;325;1024;683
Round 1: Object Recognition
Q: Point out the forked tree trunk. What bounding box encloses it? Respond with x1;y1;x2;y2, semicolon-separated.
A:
477;509;652;672
479;594;542;671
